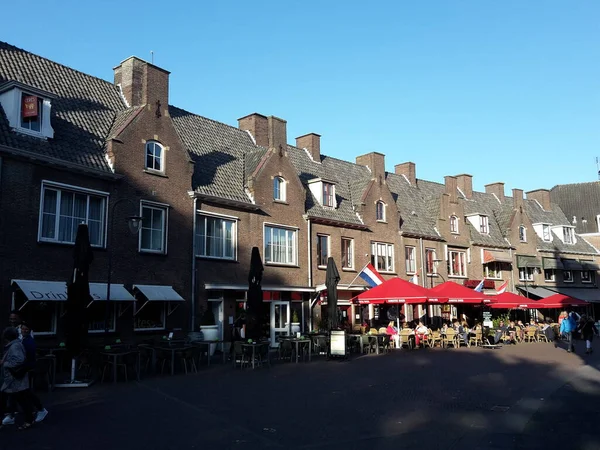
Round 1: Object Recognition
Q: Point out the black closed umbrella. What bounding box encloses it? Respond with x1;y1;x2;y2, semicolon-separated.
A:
326;257;340;330
65;224;93;383
246;247;264;341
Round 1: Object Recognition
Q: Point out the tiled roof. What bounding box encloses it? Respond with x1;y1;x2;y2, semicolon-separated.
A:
0;41;126;172
550;181;600;234
169;106;257;204
462;191;510;248
108;106;143;140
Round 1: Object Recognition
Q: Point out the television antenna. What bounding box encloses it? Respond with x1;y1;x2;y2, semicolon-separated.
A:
596;157;600;180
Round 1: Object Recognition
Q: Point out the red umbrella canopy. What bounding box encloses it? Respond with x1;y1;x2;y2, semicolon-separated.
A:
352;277;445;304
430;281;491;304
537;293;587;308
489;292;538;309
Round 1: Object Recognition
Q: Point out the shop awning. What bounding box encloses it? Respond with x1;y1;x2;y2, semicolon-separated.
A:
550;288;600;303
351;277;445;305
562;259;583;270
580;261;600;271
88;283;136;302
133;285;184;302
430;281;491;304
517;286;556;299
516;255;542;268
483;250;512;264
542;258;564;270
537;293;588;308
489;292;539;309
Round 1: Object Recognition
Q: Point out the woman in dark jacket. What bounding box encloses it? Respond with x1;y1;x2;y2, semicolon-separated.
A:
579;316;599;354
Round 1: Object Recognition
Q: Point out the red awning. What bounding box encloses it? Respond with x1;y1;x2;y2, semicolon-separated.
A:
352;277;445;305
489;292;538;309
430;281;492;304
536;293;588;308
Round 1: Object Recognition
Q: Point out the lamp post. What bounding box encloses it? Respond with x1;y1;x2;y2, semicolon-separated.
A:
104;198;143;335
430;259;446;288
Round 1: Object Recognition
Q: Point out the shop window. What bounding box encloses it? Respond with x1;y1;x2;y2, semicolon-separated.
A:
134;302;166;330
12;300;57;335
88;303;115;333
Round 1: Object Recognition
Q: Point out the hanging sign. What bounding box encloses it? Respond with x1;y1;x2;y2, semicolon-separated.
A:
22;95;38;118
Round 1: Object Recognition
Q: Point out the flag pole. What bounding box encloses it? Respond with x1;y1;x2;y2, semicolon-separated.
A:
346;261;370;290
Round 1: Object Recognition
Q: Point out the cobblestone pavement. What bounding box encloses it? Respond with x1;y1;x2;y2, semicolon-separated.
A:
3;341;600;450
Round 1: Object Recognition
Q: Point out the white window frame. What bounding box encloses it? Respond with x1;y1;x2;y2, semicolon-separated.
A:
134;302;166;331
322;182;335;207
376;201;386;222
0;87;54;139
371;241;394;273
518;225;527;242
484;262;502;280
581;270;592;283
195;212;238;261
341;238;354;270
139;201;169;254
519;267;534;281
145;140;165;173
425;248;437;275
38;181;109;248
264;223;298;266
316;234;330;268
405;246;416;274
563;270;573;283
448;250;467;277
12;294;57;336
479;215;489;234
273;176;286;202
450;215;459;234
563;227;574;244
542;224;551;241
544;269;555;282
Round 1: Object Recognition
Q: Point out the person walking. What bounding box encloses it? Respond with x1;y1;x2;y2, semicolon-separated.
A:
20;323;48;422
560;310;578;353
579;316;599;355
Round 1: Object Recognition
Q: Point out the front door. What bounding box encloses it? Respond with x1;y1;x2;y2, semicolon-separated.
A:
270;301;290;347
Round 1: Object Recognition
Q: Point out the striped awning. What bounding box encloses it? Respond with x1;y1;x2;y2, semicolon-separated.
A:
483;250;512;264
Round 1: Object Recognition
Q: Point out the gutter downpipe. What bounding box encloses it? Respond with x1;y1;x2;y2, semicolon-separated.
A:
191;196;198;332
419;237;427;321
306;215;313;331
509;248;516;294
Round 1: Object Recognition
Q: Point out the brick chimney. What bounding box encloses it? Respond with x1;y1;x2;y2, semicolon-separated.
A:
268;116;287;152
238;113;269;147
526;189;551;211
485;182;505;202
356;152;385;181
445;176;458;203
456;174;473;199
114;56;169;112
512;188;524;210
296;133;321;162
395;162;416;185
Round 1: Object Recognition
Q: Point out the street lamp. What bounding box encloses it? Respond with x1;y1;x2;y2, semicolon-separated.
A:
430;259;446;287
104;198;143;335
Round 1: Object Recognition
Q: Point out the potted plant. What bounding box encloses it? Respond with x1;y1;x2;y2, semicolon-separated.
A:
291;310;301;335
199;307;219;356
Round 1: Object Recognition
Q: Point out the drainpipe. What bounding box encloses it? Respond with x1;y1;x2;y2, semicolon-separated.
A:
509;248;516;294
305;215;313;331
191;197;197;332
419;237;426;287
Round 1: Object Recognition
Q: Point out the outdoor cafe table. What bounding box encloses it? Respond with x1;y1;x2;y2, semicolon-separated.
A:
240;342;269;369
281;338;312;363
99;349;140;384
152;343;193;376
192;340;227;366
368;334;386;354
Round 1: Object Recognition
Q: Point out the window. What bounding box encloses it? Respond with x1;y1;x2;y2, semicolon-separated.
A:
448;250;467;277
563;270;573;283
544;269;555;282
317;235;329;267
479;215;489;234
484;262;502;279
563;227;574;244
425;248;436;275
450;215;459;233
542;224;551;241
273;177;286;202
88;303;115;333
20;93;43;132
519;267;534;281
140;203;167;254
12;297;56;335
519;225;527;242
371;242;394;273
405;246;416;274
323;183;334;207
581;271;592;283
145;141;164;172
342;238;354;270
196;214;236;260
376;201;386;221
264;225;297;265
134;302;165;331
39;183;107;247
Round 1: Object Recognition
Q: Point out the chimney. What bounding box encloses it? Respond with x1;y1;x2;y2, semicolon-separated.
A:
456;174;473;199
296;133;321;162
238;113;268;147
485;182;505;202
114;56;169;111
356;152;385;181
395;162;416;185
526;189;551;211
512;188;524;210
268;116;287;152
445;176;458;203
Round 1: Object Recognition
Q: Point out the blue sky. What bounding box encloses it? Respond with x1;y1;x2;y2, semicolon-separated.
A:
3;1;599;192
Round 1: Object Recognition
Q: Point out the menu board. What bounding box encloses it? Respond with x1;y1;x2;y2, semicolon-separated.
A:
330;330;346;357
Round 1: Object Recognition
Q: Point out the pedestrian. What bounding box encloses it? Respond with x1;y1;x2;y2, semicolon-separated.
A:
0;327;35;430
8;311;34;341
20;323;48;422
579;316;599;355
559;310;578;353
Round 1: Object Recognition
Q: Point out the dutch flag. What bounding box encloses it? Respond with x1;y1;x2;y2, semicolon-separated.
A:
358;263;385;287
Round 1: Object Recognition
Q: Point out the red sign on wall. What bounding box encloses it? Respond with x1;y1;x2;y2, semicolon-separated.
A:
22;95;38;118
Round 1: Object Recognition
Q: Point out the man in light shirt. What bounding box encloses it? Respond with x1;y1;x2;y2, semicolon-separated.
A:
9;311;34;340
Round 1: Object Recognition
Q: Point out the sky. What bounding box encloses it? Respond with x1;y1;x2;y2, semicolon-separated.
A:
3;1;599;193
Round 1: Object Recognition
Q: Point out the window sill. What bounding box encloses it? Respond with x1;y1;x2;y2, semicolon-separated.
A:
317;265;327;270
134;327;167;332
376;220;387;224
448;275;468;279
139;249;167;256
14;127;47;140
450;232;459;235
38;239;106;250
342;268;356;272
273;200;289;205
265;262;300;268
582;281;592;284
144;169;168;178
196;256;238;263
518;280;534;283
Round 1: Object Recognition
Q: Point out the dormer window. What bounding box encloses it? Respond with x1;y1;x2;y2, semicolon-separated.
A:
563;227;575;244
308;178;336;208
450;215;459;233
145;141;164;173
323;183;334;207
479;215;489;234
273;176;286;202
0;81;55;139
519;225;527;242
542;224;551;241
376;201;386;222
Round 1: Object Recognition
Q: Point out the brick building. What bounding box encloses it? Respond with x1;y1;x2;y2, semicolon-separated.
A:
0;41;598;343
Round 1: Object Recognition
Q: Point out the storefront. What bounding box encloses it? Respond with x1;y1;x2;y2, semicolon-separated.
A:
132;285;185;331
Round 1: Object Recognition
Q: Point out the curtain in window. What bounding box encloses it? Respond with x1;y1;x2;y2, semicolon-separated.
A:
88;197;104;246
41;189;57;239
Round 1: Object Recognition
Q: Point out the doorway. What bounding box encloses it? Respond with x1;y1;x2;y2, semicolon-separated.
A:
208;299;224;341
270;301;290;347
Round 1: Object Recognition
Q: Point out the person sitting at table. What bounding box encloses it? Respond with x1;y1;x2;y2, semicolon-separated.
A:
454;321;468;346
506;321;518;344
386;321;399;347
414;321;429;347
494;320;507;344
516;320;526;341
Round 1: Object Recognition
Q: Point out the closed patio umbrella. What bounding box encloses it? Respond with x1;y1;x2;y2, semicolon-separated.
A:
246;247;264;341
325;257;340;330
